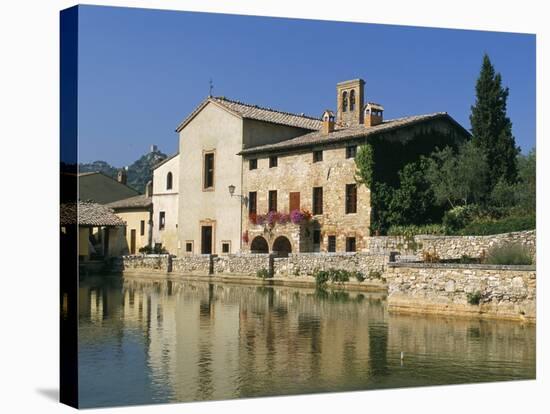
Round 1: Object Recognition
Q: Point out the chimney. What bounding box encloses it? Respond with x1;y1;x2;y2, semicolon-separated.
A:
364;103;384;127
321;110;335;135
145;180;153;198
117;167;128;185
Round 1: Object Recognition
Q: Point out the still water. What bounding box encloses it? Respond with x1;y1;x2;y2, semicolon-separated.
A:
78;275;535;408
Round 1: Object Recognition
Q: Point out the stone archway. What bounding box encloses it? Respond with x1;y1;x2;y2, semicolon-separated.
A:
272;236;292;257
250;236;269;253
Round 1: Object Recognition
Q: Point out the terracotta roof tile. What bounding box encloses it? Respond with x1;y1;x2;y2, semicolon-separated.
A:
106;194;152;210
239;112;468;155
60;202;126;227
176;96;322;132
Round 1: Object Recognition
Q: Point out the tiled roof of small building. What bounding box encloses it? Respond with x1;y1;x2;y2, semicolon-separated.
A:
239;112;468;155
60;202;126;227
176;96;322;132
106;194;152;210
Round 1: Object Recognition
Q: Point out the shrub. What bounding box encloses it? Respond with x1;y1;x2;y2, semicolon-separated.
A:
352;271;366;282
388;224;447;237
485;243;533;265
314;270;330;287
467;291;482;305
458;214;535;236
329;269;349;284
368;270;382;279
422;248;440;263
442;205;479;232
256;268;272;279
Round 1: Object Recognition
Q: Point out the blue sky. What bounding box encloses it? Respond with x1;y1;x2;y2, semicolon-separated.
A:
77;5;536;166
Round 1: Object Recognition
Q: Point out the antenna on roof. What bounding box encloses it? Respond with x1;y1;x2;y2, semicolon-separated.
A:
209;78;214;97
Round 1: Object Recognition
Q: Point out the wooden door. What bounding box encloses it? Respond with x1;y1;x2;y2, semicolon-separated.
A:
289;192;300;212
201;226;213;254
130;229;136;255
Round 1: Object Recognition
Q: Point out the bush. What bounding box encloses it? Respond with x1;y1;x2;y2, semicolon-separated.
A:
314;270;330;287
352;271;366;282
442;205;479;232
139;245;167;254
422;249;440;263
368;270;382;279
467;291;482;305
387;224;447;237
458;214;535;236
256;268;272;279
485;243;533;265
329;269;350;284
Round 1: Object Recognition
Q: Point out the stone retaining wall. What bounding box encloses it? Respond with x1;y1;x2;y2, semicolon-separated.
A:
385;263;536;322
367;230;535;260
114;255;170;273
172;255;211;275
213;254;271;276
274;252;387;278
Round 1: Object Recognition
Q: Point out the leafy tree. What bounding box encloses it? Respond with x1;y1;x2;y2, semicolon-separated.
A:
470;54;519;187
388;159;438;226
425;141;489;208
516;148;536;212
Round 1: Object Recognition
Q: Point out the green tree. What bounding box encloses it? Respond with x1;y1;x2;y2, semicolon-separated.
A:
470;54;519;187
516;148;536;212
425;141;489;208
389;159;438;226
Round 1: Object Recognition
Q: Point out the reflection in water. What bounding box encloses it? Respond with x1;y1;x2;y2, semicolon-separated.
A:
78;276;535;408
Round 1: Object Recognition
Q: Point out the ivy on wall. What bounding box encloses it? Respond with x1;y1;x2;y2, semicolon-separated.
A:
356;127;464;235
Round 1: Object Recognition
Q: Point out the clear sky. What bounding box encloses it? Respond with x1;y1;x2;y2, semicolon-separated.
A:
77;5;536;166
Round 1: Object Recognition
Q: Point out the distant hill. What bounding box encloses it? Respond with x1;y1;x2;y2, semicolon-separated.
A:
79;149;167;193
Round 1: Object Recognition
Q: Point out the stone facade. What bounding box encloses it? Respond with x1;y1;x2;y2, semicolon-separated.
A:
242;142;371;253
172;255;211;275
114;255;170;272
385;263;536;322
367;230;536;260
213;254;271;276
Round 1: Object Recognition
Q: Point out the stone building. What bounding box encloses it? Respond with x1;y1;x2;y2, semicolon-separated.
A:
152;152;180;254
173;96;321;257
239;79;469;255
157;77;468;257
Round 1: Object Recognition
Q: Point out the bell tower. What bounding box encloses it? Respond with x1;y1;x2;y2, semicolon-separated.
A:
336;79;365;127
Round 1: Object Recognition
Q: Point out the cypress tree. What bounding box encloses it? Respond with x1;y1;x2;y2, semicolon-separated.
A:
470;54;519;187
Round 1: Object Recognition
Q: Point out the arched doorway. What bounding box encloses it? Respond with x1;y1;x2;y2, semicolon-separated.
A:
272;236;292;257
250;236;269;253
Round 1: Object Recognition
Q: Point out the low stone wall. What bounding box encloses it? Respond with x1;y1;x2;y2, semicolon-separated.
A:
274;252;387;277
114;255;170;273
213;254;271;276
172;255;211;275
385;263;536;322
367;230;536;260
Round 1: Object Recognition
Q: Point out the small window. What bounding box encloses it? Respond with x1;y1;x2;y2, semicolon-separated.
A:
185;241;193;253
345;184;357;214
313;150;323;163
221;241;230;254
328;235;336;252
269;156;278;168
313;229;321;245
203;152;215;189
248;191;257;215
166;172;173;190
268;190;277;212
140;220;145;236
159;211;166;230
249;159;257;170
312;187;323;215
350;90;356;111
346;237;356;252
346;145;357;159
